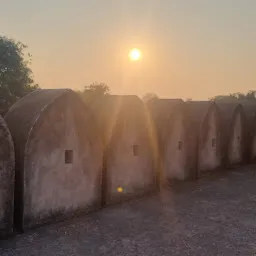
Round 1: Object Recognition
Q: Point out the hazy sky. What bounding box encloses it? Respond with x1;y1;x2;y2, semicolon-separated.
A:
0;0;255;99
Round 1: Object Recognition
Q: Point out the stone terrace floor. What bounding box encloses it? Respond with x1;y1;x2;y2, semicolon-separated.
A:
1;165;256;256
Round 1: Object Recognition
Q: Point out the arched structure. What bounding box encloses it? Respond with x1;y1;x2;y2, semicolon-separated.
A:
0;116;14;237
5;89;103;230
185;101;221;175
216;102;246;166
239;101;256;162
147;99;193;181
91;95;157;205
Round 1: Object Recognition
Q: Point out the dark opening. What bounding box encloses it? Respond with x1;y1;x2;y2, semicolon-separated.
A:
133;145;139;156
65;150;73;164
237;136;240;141
178;141;183;151
212;138;216;147
13;162;24;231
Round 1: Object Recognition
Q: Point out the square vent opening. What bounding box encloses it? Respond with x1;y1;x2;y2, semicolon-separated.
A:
132;145;139;156
65;150;73;164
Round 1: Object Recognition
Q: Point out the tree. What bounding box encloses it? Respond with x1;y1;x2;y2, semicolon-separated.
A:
142;93;158;102
0;36;38;114
210;90;256;101
79;82;110;104
245;90;256;100
83;82;110;97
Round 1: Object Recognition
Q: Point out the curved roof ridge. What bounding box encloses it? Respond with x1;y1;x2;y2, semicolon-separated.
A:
215;101;244;125
6;89;41;115
146;98;184;123
185;101;219;132
0;111;15;139
215;101;246;164
24;89;72;162
239;101;256;122
4;89;72;172
146;99;185;144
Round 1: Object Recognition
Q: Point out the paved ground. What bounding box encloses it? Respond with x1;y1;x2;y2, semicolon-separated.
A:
1;166;256;255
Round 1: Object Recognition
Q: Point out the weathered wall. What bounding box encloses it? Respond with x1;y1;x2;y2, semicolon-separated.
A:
23;92;102;229
239;102;256;162
98;96;156;204
198;107;221;172
0;116;14;237
5;89;103;230
146;99;189;182
228;112;243;165
164;111;188;180
252;133;256;160
184;102;221;178
216;102;246;167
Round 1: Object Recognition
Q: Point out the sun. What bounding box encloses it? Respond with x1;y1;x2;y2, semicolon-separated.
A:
129;48;142;61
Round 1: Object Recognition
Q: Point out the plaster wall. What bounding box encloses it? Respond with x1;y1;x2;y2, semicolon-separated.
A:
164;113;187;180
105;113;155;203
0;117;14;236
251;131;256;160
23;95;102;228
198;109;221;172
228;112;243;164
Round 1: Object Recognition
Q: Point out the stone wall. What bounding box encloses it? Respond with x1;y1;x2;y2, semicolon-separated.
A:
0;116;14;237
164;109;188;180
5;89;103;230
252;135;256;160
216;102;247;167
92;95;157;205
185;102;221;177
228;110;244;165
198;105;221;172
240;102;256;162
1;90;256;237
146;99;190;181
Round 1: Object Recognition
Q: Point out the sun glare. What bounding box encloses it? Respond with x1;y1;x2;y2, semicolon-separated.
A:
129;48;142;61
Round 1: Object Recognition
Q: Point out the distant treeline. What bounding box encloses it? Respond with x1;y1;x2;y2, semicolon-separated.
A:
210;91;256;101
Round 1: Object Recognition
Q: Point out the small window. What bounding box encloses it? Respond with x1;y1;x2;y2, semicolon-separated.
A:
178;141;183;151
212;138;216;147
65;150;73;164
133;145;139;156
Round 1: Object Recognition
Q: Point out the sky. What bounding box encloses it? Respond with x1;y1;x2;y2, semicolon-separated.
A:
0;0;255;100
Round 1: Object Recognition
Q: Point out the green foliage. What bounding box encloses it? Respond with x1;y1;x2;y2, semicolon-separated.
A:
78;82;110;105
0;36;38;115
210;90;256;101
